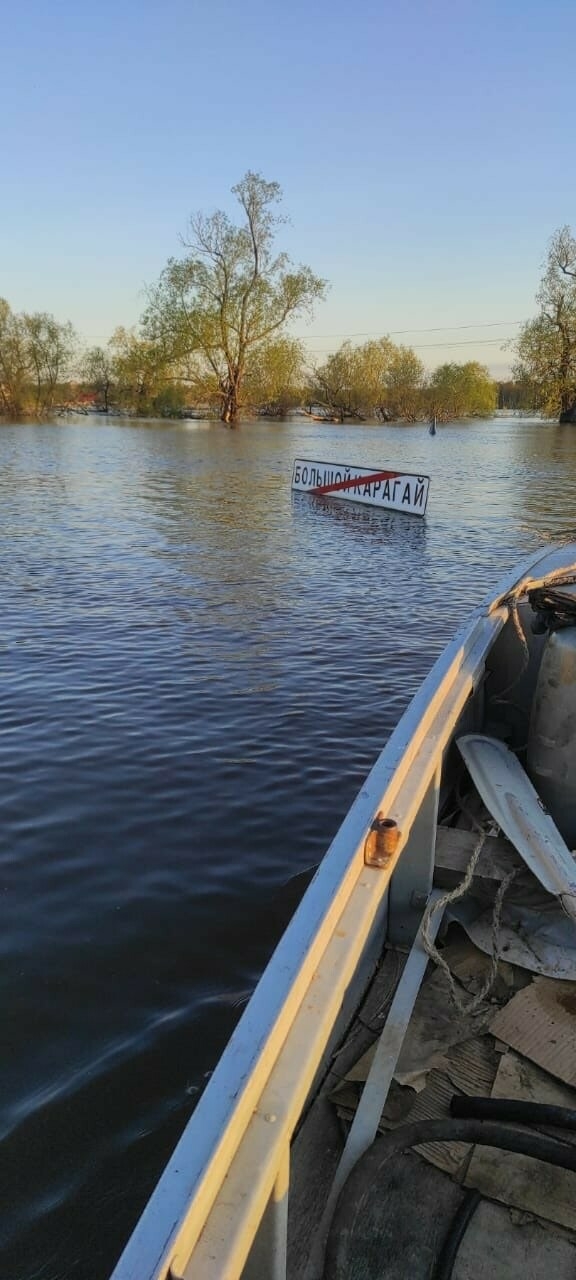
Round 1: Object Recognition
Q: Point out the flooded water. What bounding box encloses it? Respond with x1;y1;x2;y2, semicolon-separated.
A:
1;414;575;1279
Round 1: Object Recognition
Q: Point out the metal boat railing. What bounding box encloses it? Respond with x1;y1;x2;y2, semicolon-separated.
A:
110;544;574;1280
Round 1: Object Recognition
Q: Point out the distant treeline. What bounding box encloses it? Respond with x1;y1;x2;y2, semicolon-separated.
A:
2;171;572;424
0;295;537;425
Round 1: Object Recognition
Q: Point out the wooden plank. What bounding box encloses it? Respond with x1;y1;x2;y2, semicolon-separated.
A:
434;826;522;888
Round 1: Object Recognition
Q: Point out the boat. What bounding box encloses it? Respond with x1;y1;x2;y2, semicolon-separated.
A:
111;541;576;1280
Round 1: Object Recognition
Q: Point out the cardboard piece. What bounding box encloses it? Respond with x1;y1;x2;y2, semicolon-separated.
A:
331;1035;500;1181
491;979;576;1088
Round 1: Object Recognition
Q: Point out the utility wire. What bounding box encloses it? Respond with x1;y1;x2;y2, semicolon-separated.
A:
82;318;526;343
292;318;526;339
306;337;515;355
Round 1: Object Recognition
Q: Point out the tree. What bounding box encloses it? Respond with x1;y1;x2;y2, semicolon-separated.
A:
385;346;425;420
145;172;326;424
0;300;76;417
109;327;172;414
0;299;29;416
309;337;424;421
309;341;363;420
496;380;536;411
514;227;576;421
243;336;305;416
22;312;77;415
83;345;116;412
428;361;496;419
151;383;188;417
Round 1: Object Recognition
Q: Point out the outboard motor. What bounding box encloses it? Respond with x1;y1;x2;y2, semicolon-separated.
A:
527;583;576;848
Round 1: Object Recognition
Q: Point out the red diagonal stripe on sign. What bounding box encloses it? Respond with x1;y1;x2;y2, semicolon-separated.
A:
311;469;401;495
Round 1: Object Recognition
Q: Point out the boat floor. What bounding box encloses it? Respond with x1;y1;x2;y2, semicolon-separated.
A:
288;825;576;1279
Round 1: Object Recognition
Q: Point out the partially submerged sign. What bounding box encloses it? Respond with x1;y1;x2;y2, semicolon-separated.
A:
291;458;430;516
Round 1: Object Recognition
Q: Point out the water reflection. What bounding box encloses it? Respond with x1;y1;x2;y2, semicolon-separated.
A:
291;490;428;554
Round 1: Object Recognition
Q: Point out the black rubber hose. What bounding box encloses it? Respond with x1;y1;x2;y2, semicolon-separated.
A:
324;1118;576;1279
451;1095;576;1131
434;1189;481;1280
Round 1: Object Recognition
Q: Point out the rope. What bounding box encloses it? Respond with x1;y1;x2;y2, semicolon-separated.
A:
420;562;576;1014
493;595;530;701
420;829;516;1016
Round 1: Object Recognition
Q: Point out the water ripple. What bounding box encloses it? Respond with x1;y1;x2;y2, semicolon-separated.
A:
0;414;571;1278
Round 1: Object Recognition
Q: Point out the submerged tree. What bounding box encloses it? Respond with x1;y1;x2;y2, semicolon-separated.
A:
386;346;425;420
144;172;326;424
514;227;576;422
82;345;116;412
0;299;76;417
243;336;306;416
309;337;424;420
428;361;496;419
109;327;175;414
22;312;77;415
0;299;29;417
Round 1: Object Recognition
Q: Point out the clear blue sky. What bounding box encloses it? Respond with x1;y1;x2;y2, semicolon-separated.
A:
2;0;575;374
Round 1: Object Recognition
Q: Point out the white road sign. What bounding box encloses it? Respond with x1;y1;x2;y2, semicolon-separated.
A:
291;459;430;516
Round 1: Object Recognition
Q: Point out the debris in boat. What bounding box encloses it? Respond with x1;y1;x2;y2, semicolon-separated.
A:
491;977;576;1087
394;967;495;1088
438;934;532;1000
458;734;576;920
324;1150;576;1280
463;1050;576;1230
397;1069;481;1178
480;1049;576;1143
341;965;495;1092
324;1115;576;1279
330;927;576;1233
449;899;576;980
331;1033;501;1179
434;825;522;889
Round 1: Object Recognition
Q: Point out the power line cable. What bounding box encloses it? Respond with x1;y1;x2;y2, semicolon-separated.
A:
82;318;526;343
305;337;515;355
292;318;526;339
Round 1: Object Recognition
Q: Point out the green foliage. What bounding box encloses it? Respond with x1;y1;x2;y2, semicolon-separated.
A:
0;299;29;416
243;337;306;416
0;298;77;417
428;361;497;419
144;172;326;422
309;338;425;420
151;383;188;417
514;227;576;421
23;312;77;415
386;346;425;420
310;338;392;418
82;345;116;411
109;327;174;413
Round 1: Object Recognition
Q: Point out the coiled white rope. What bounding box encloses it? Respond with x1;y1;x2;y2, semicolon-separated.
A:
420;830;516;1016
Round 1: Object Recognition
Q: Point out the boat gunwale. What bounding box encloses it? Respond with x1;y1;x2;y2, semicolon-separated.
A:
110;541;576;1280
